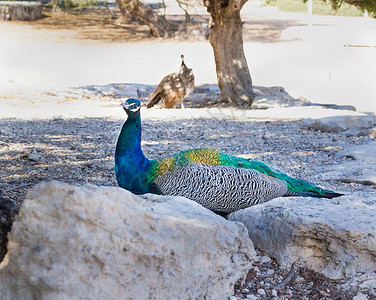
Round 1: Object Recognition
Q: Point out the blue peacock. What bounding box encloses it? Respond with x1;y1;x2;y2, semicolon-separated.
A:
115;98;343;214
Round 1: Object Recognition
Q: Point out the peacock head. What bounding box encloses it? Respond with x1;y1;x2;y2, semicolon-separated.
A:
121;98;141;118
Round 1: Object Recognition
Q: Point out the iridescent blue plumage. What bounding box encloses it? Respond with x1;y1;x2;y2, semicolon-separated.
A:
115;98;343;213
115;99;158;194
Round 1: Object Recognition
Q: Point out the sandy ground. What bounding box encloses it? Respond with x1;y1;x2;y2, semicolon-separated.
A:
0;1;376;115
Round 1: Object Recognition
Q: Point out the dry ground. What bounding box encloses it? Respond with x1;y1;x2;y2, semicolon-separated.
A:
9;5;300;43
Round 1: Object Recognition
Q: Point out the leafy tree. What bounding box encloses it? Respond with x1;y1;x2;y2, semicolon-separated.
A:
328;0;376;14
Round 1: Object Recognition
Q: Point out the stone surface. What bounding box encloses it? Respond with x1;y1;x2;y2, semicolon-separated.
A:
260;255;271;264
341;270;376;298
0;1;42;21
352;292;369;300
304;114;376;133
228;195;376;280
0;181;254;300
257;288;266;295
314;141;376;187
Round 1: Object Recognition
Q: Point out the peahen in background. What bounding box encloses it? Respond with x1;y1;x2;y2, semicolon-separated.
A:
146;55;194;109
115;98;343;214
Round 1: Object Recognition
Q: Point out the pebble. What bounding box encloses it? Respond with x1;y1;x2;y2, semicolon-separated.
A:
267;269;274;275
229;296;237;300
246;295;258;300
52;117;64;122
271;289;277;297
26;152;42;162
260;255;271;264
257;288;266;296
353;292;369;300
247;282;255;289
286;288;293;295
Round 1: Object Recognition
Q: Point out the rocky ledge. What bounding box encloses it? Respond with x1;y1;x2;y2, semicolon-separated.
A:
1;177;376;299
0;181;253;300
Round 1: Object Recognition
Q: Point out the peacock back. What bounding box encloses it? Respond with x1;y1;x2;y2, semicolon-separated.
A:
151;148;289;213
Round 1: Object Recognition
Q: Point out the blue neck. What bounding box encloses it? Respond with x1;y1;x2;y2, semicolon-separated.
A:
115;115;153;194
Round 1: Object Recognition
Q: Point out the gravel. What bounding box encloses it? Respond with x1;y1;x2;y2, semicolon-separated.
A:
233;248;360;299
0;114;348;203
2;97;371;204
0;95;375;299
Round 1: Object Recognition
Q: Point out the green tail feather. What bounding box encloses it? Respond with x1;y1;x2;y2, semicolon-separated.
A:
216;152;342;198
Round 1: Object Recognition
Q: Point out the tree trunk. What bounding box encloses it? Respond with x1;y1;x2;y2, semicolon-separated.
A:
116;0;178;38
0;1;42;21
205;0;254;106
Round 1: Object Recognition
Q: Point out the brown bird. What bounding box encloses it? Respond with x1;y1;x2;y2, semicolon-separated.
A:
147;55;194;109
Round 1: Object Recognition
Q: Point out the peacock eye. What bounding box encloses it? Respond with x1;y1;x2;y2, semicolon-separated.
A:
129;104;140;112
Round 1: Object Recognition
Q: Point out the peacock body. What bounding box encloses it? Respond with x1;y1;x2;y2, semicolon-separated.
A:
115;99;342;214
146;55;194;109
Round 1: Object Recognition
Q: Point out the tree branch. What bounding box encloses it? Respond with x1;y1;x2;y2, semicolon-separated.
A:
116;0;178;37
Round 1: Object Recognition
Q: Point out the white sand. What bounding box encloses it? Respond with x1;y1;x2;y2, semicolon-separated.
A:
1;3;376;118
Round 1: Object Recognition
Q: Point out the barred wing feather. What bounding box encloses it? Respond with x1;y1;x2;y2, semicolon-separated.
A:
154;163;288;213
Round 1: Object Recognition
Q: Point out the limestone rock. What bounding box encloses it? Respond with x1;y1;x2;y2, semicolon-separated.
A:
341;269;376;297
352;293;369;300
228;196;376;280
0;181;254;300
305;114;376;133
252;86;309;109
315;141;376;187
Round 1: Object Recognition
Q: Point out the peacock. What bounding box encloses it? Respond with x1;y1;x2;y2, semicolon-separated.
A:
115;98;343;214
146;55;194;109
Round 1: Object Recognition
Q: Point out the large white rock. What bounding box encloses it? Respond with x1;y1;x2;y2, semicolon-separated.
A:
314;141;376;188
0;181;254;300
304;114;376;133
228;196;376;280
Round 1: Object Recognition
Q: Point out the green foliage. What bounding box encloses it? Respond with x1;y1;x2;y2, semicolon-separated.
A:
64;0;71;8
346;0;376;14
327;0;376;14
45;0;102;9
263;0;373;16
